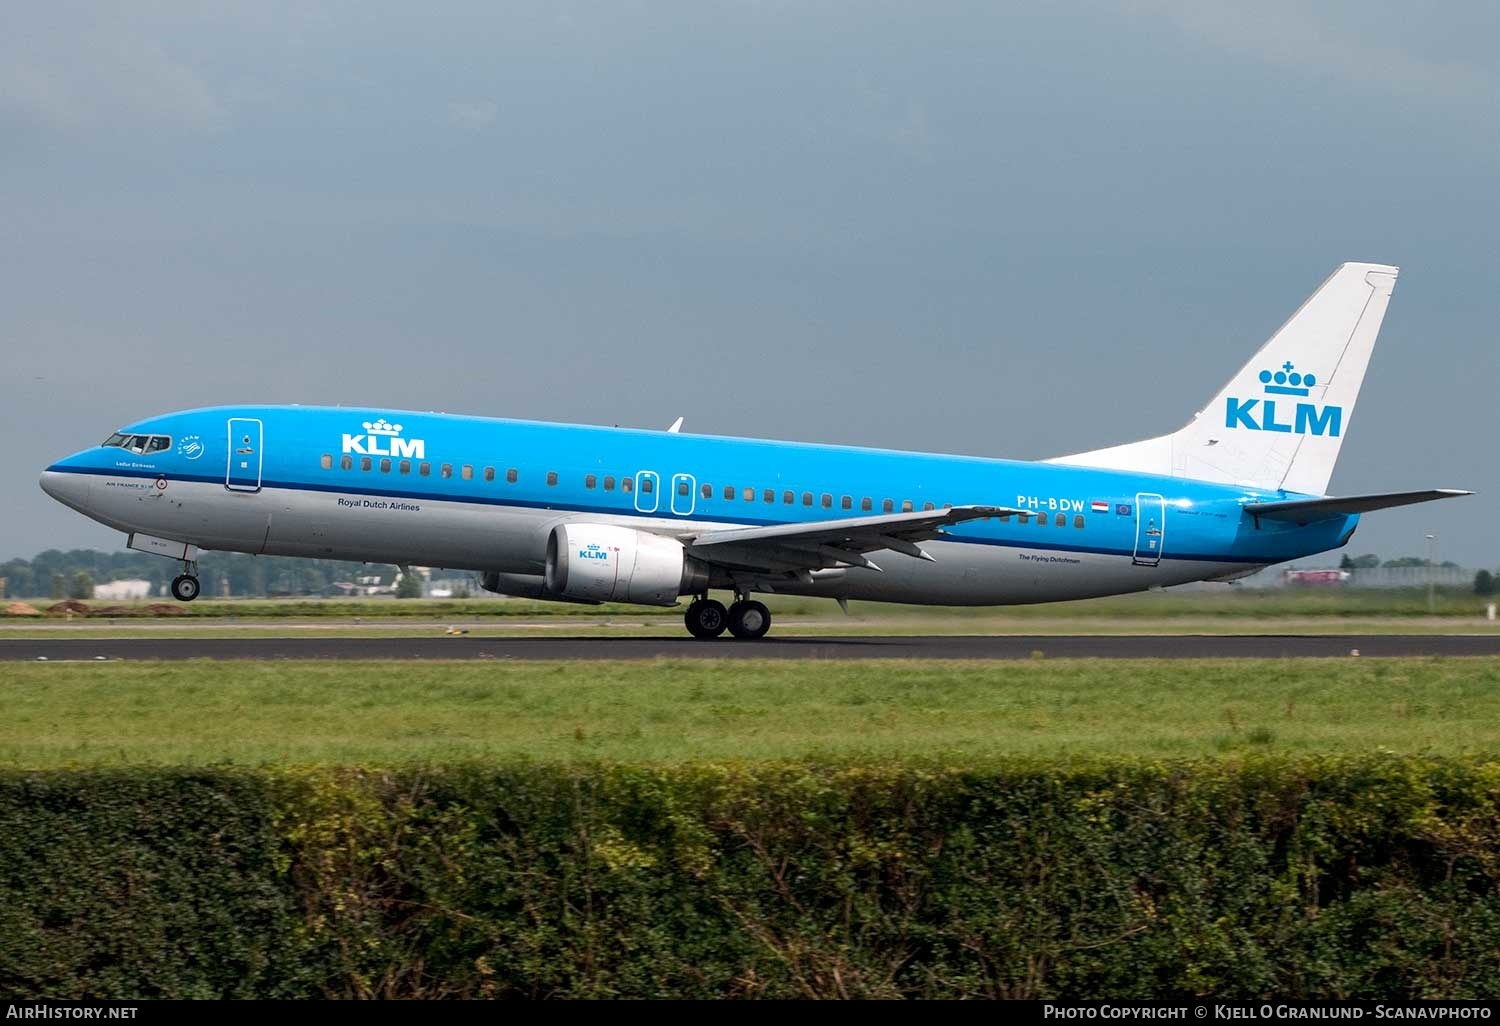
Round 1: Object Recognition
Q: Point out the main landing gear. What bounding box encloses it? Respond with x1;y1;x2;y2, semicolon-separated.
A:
684;595;772;640
170;562;200;602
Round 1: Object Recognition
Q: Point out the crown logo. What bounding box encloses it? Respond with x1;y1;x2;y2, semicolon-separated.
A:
362;418;403;436
1259;361;1315;397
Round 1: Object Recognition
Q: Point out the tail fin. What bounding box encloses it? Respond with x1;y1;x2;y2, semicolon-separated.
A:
1049;262;1399;495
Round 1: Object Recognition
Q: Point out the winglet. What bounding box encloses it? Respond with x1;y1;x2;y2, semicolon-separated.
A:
667;416;684;434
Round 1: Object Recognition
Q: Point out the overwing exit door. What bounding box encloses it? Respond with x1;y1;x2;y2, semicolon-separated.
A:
634;470;660;513
670;473;696;516
226;418;263;493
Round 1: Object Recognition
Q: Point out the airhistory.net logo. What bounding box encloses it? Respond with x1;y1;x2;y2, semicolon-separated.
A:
1225;361;1342;437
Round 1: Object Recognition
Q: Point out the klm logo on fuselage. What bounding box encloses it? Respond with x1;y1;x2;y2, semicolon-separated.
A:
1225;361;1342;437
341;418;426;459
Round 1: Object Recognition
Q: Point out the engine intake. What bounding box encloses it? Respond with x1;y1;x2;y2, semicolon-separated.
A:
545;524;708;606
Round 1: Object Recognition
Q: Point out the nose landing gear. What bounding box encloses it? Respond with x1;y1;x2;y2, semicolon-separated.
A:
170;562;200;602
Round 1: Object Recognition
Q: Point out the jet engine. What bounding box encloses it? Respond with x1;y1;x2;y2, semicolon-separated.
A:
479;571;601;604
544;524;708;605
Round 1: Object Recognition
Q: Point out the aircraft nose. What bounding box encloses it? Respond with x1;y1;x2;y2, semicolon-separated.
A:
39;468;90;512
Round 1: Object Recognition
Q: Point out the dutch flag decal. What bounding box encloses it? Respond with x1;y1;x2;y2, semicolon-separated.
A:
1090;501;1109;513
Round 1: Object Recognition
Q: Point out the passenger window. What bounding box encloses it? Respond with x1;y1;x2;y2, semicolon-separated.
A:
724;485;735;500
380;458;392;473
461;465;473;480
678;479;690;497
923;502;935;511
441;464;452;478
1074;514;1085;529
622;477;633;493
821;493;833;509
702;483;713;499
902;500;914;513
883;499;894;513
361;457;372;472
861;497;872;512
764;489;775;504
1037;513;1048;528
419;462;430;477
943;503;953;509
604;475;615;491
783;490;794;505
586;474;597;489
507;468;518;484
548;471;559;487
341;455;353;471
802;492;813;507
400;460;412;475
320;454;333;470
1055;512;1067;527
841;495;852;510
744;487;755;502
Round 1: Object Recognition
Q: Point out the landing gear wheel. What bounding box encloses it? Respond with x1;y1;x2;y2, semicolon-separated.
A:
170;574;200;602
684;598;729;639
727;599;772;640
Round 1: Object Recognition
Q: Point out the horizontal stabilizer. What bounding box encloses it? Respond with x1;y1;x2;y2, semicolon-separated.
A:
1243;489;1471;524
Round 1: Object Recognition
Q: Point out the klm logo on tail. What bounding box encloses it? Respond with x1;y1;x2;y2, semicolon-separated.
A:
1225;361;1342;437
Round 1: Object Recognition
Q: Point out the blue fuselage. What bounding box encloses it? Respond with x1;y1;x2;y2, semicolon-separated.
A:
40;405;1356;605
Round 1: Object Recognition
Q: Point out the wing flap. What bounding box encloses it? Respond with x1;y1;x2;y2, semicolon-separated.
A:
1244;489;1471;523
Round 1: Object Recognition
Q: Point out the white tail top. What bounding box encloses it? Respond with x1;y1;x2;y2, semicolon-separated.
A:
1050;262;1399;496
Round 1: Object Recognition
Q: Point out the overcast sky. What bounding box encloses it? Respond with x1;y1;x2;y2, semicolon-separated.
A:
3;1;1496;566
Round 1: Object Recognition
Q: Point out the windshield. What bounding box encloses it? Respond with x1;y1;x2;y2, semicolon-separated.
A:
102;432;171;453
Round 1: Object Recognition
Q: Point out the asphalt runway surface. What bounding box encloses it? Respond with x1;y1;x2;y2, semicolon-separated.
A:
4;634;1500;662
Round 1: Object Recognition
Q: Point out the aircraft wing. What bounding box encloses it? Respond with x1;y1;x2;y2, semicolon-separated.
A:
1243;489;1471;524
685;504;1026;572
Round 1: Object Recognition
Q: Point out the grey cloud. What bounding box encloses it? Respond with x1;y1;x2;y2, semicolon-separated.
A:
2;1;1494;566
0;13;224;131
1134;0;1497;104
448;99;498;129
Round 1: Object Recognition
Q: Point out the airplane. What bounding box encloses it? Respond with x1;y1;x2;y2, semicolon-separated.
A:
39;262;1469;640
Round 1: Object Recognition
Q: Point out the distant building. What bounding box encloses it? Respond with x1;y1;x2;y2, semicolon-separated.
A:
1283;569;1349;587
328;571;402;597
94;579;153;600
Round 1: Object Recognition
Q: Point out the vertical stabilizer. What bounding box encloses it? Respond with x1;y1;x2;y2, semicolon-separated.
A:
1049;263;1398;495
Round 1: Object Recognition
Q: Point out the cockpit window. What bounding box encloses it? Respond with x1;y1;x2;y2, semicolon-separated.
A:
102;433;171;454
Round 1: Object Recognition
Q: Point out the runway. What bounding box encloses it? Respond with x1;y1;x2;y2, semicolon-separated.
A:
5;634;1500;662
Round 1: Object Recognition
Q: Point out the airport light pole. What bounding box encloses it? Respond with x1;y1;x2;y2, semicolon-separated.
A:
1426;534;1437;615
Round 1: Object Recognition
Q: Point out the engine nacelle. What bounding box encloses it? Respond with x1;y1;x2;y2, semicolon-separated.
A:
545;524;708;606
479;571;602;605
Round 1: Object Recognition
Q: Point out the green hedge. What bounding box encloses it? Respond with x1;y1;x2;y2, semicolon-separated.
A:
3;758;1499;999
